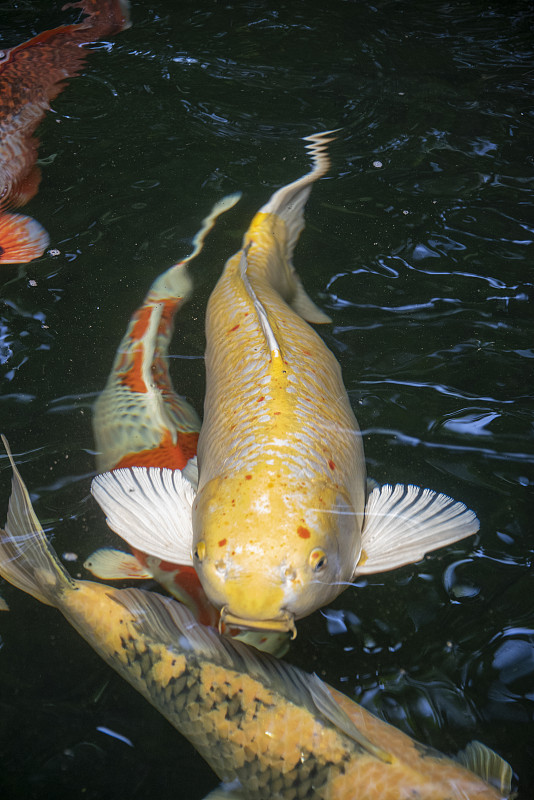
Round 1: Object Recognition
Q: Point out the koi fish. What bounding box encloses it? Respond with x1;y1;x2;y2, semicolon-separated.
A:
88;195;289;655
0;0;130;264
89;194;227;627
0;442;514;800
92;132;480;638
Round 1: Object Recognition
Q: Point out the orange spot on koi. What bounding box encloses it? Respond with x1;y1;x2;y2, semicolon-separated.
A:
131;549;219;628
118;347;148;393
218;538;227;547
229;324;240;332
130;306;153;341
297;526;310;539
114;430;199;471
328;460;336;470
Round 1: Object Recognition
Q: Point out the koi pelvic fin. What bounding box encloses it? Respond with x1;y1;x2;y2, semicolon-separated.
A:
0;212;49;264
354;484;479;577
290;274;332;324
91;466;195;564
84;547;153;580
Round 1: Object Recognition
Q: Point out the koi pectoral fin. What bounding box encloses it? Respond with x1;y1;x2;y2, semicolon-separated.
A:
84;548;153;580
91;467;195;565
354;484;479;577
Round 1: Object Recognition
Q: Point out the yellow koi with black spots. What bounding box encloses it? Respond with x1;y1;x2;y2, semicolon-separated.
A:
0;443;514;800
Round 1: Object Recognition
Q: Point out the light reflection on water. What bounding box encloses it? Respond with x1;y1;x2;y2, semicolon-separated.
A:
1;0;533;798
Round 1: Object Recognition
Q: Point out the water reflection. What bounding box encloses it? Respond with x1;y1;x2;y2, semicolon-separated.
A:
1;0;533;797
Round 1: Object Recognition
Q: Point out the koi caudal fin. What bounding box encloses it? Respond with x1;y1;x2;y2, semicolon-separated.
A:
0;212;49;264
93;194;240;473
259;130;335;260
0;437;75;606
251;130;337;326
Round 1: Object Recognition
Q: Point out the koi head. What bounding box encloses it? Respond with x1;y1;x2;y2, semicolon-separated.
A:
191;475;362;636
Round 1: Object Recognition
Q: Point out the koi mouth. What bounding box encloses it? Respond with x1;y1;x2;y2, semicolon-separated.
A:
220;606;297;639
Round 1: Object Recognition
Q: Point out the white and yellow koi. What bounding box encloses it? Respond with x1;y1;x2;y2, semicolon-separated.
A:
92;132;479;637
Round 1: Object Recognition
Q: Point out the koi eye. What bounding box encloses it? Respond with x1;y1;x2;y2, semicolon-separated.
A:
194;541;206;561
310;548;327;573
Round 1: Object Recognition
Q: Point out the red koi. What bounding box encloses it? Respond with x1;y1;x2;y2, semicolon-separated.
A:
0;0;131;264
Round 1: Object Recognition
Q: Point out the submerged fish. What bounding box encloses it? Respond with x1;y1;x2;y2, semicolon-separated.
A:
0;443;513;800
89;196;288;655
0;0;130;264
92;132;480;637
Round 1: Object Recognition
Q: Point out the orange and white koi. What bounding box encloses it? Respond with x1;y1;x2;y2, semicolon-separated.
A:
92;132;479;638
89;195;234;626
0;0;130;264
0;444;514;800
88;196;289;654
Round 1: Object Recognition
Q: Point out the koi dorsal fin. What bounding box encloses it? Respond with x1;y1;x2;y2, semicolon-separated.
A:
239;246;282;358
113;586;392;763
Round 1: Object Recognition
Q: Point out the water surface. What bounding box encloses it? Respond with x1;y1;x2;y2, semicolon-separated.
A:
1;1;533;797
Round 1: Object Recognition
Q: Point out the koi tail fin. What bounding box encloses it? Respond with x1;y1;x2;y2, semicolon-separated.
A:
259;131;335;247
93;193;240;472
0;437;76;606
148;192;242;302
0;212;49;264
257;131;336;325
71;0;132;36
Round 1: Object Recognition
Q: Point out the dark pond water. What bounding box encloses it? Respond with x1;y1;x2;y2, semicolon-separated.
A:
1;0;533;797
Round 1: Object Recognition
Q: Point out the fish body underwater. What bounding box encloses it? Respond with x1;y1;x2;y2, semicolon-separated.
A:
92;132;479;638
0;447;513;800
0;0;130;264
89;196;288;655
193;133;365;637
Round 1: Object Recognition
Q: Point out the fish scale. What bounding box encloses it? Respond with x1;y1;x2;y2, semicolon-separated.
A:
110;620;354;798
0;448;513;799
199;241;361;488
